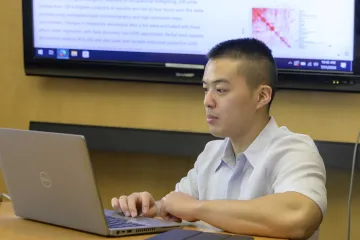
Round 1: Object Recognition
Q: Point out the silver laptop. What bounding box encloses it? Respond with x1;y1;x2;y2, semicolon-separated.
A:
0;128;185;236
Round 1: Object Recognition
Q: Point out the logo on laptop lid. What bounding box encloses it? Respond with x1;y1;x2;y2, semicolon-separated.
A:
40;172;52;188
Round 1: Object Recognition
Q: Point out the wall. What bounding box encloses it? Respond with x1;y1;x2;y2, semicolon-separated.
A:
1;1;360;239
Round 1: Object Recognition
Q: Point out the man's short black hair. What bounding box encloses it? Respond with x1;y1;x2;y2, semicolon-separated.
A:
207;38;278;110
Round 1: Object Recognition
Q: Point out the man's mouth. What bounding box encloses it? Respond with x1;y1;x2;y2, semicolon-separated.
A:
206;115;218;123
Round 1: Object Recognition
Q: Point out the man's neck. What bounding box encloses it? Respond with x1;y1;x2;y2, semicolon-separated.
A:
230;115;271;155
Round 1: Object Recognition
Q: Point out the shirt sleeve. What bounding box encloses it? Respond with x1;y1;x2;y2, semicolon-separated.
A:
174;154;201;199
174;139;230;200
270;137;327;217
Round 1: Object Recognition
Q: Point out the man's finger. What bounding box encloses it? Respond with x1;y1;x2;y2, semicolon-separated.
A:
161;208;181;223
119;196;130;217
111;197;120;209
168;215;182;223
159;201;175;221
128;193;140;217
141;192;151;214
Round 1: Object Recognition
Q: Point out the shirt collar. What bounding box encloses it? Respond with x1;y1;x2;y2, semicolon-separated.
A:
220;138;236;168
215;117;279;171
244;117;279;167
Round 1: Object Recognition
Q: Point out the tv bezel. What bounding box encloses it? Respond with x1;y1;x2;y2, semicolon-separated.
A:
22;0;360;92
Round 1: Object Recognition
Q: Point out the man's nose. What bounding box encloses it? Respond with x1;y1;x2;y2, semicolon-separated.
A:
204;91;215;108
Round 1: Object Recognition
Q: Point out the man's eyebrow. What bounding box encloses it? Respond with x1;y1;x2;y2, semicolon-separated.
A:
202;79;230;85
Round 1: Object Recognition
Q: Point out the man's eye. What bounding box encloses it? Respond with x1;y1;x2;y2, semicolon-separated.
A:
203;88;209;92
217;89;227;93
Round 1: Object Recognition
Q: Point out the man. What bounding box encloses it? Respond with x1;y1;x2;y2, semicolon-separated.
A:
111;38;327;240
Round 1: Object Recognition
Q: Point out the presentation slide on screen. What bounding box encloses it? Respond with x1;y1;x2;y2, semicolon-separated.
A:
33;0;355;60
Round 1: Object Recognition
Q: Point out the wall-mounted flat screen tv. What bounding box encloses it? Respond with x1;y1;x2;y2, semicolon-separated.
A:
22;0;360;92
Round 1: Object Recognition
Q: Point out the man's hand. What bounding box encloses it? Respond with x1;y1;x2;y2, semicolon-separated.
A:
161;191;201;222
111;192;157;218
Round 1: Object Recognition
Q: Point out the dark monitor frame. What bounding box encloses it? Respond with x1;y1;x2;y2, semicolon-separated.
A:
22;0;360;92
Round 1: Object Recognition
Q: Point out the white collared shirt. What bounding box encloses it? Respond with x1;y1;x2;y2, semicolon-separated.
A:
175;117;327;240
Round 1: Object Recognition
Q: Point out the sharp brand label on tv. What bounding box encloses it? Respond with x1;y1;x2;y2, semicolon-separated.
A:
175;72;195;78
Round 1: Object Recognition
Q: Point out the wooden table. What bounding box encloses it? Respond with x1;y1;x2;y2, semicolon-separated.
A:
0;202;285;240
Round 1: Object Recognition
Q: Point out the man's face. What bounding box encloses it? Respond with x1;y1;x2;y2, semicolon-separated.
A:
202;58;258;138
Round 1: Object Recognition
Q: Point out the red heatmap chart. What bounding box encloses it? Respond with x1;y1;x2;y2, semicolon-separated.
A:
252;8;297;48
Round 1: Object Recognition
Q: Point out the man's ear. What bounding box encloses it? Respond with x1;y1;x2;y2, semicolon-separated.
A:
256;85;272;110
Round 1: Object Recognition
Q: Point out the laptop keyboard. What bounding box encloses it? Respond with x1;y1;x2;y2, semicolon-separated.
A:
106;216;146;229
